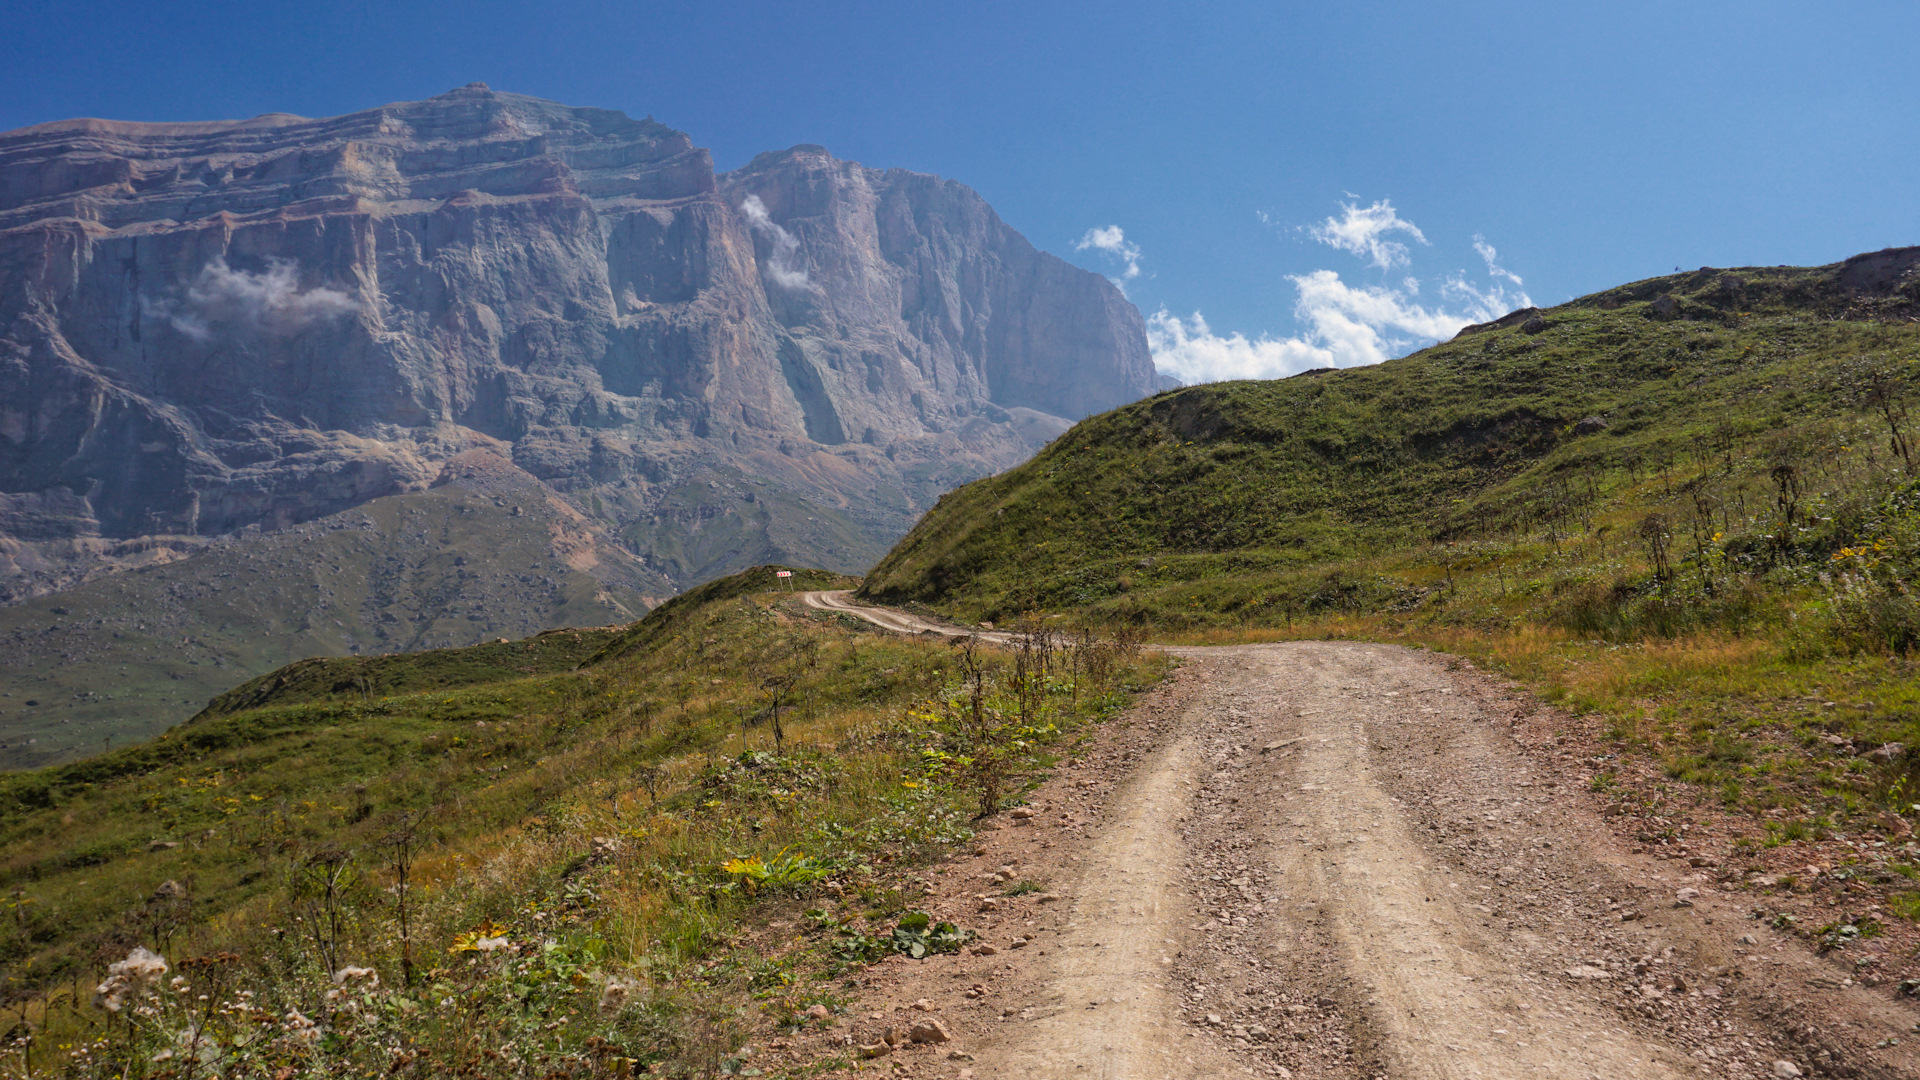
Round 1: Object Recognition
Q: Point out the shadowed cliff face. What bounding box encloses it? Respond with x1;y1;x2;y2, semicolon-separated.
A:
0;84;1155;603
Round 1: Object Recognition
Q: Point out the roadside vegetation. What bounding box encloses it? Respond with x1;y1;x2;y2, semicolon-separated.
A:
0;567;1163;1078
864;252;1920;849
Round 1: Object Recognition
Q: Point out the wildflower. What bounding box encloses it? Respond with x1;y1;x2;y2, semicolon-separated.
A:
325;964;382;1010
283;1008;320;1044
331;966;380;989
598;979;635;1017
93;947;169;1013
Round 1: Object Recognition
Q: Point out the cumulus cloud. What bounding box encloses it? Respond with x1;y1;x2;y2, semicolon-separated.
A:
143;257;357;341
1148;202;1533;384
1146;310;1328;383
1473;234;1525;286
1308;199;1428;271
740;194;811;290
1075;225;1143;284
1151;272;1531;383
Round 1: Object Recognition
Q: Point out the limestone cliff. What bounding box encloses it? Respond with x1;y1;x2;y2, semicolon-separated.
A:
0;84;1155;602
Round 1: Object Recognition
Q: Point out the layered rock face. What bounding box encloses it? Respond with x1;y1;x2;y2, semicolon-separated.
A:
0;84;1155;601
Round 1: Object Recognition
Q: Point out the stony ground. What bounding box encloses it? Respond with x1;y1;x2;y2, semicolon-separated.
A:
776;595;1920;1079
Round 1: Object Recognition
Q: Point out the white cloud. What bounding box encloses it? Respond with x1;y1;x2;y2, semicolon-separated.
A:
1075;225;1143;284
1308;199;1428;270
1071;197;1531;385
740;194;811;290
1473;234;1525;286
143;257;356;341
1144;197;1536;382
1146;309;1331;384
1150;261;1532;384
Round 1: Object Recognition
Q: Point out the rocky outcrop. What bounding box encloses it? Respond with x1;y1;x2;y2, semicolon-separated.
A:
0;84;1155;602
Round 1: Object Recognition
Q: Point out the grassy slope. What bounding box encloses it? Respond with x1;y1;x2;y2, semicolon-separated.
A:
865;253;1920;622
863;249;1920;832
0;452;932;771
0;565;847;985
0;478;660;770
192;627;622;719
0;564;1164;1077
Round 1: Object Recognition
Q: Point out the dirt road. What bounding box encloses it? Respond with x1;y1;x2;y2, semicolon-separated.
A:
802;590;1009;641
804;593;1920;1079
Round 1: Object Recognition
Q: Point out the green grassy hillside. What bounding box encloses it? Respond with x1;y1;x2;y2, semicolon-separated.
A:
863;248;1920;840
864;248;1920;632
0;564;1163;1077
191;627;623;719
0;471;662;770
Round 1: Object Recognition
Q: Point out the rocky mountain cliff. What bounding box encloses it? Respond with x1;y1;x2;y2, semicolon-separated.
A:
0;84;1153;596
0;84;1154;763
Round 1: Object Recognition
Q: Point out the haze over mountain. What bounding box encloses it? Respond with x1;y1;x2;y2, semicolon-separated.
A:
0;84;1154;765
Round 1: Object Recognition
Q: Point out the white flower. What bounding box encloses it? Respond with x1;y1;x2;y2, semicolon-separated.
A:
331;966;380;988
93;982;130;1014
597;979;635;1017
113;947;170;983
92;948;169;1013
283;1008;320;1044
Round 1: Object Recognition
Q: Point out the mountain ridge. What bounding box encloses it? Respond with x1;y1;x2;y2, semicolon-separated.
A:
0;83;1154;603
0;84;1154;762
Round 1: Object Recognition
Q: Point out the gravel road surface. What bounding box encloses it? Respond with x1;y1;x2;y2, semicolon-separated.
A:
802;593;1920;1079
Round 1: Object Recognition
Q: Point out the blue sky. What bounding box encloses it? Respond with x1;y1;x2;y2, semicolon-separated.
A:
9;0;1917;381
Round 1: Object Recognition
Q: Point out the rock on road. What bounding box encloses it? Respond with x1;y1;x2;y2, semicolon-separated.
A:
804;592;1920;1078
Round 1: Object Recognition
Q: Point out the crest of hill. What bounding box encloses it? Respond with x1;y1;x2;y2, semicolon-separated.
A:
586;565;856;665
189;564;855;718
859;247;1920;622
190;625;624;719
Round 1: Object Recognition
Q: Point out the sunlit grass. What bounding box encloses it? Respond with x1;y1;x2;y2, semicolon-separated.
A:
0;568;1167;1076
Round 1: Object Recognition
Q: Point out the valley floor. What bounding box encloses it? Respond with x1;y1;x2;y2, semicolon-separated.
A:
798;593;1920;1079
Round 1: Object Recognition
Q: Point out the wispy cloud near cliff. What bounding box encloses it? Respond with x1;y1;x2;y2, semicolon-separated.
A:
143;257;356;341
740;195;811;290
1075;225;1143;286
1147;200;1531;384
